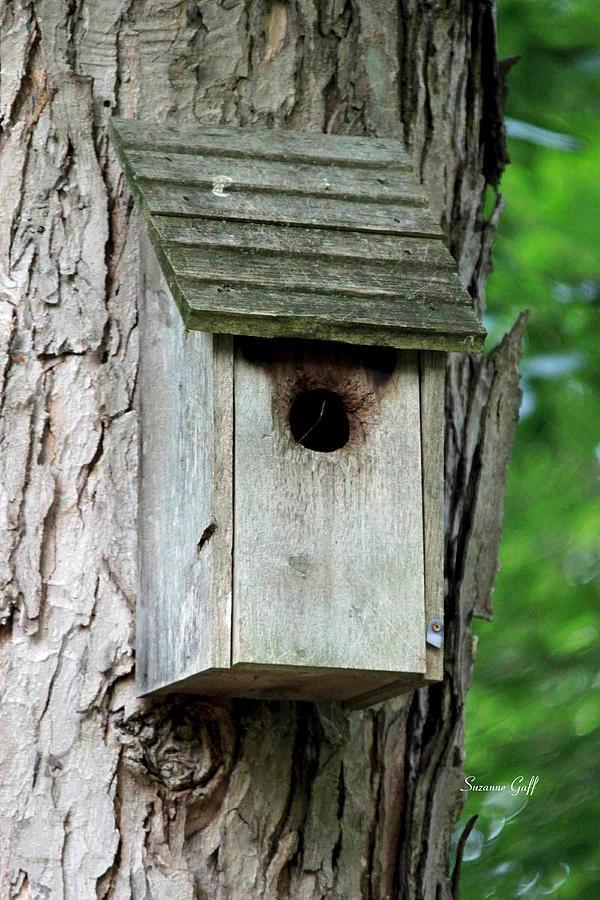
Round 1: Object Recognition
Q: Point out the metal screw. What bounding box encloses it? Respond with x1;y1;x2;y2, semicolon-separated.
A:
426;619;444;648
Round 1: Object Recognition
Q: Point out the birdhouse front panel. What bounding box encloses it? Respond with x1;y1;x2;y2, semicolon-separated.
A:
109;118;484;704
232;339;425;676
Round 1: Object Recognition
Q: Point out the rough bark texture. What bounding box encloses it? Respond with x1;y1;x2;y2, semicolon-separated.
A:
0;2;523;898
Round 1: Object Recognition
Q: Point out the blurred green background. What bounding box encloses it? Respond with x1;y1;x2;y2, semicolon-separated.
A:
458;1;600;897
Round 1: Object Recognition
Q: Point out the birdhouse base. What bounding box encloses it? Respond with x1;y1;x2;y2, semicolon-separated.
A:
147;663;435;709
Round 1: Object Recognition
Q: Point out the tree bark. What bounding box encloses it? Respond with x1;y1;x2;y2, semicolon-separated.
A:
0;2;523;897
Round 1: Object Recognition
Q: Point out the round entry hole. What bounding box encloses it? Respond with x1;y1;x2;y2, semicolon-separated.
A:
289;388;349;452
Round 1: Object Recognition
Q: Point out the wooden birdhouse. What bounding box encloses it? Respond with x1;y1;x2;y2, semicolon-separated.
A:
109;118;485;706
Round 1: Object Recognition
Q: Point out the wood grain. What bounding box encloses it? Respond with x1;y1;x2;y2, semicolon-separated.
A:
162;244;467;298
110;117;414;167
172;277;485;352
150;665;425;703
151;216;457;267
419;351;445;680
137;234;233;696
343;351;445;707
137;261;435;700
126;148;424;203
108;117;486;353
232;341;427;676
138;179;441;235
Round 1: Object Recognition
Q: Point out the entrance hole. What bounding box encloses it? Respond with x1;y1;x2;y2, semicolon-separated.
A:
289;388;350;452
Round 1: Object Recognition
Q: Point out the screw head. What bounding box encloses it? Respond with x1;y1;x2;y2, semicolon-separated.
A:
426;619;444;648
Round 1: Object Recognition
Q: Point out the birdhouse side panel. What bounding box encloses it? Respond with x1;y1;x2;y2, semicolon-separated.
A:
232;340;427;677
137;235;233;695
420;350;445;683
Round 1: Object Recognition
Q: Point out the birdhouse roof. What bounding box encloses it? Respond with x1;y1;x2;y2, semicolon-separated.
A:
109;118;485;353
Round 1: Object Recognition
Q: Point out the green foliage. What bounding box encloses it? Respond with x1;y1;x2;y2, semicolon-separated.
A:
458;2;600;897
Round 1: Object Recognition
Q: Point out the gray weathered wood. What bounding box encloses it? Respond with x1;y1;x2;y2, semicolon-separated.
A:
150;665;418;703
152;216;457;267
341;351;445;708
137;233;233;695
232;341;427;677
174;277;484;352
125;149;424;203
162;244;469;298
108;117;487;353
420;351;446;680
109;117;414;167
138;179;441;234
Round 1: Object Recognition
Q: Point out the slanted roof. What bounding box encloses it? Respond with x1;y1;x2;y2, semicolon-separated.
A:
108;117;486;353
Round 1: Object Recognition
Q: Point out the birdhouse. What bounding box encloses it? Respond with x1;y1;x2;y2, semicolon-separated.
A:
109;118;485;706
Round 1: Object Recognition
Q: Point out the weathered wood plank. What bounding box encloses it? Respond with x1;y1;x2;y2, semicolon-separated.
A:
344;353;446;707
232;341;427;675
150;665;425;702
152;216;453;267
137;179;442;236
167;276;487;353
125;148;425;204
110;116;413;168
343;352;446;707
420;351;445;682
161;243;468;299
210;332;235;671
137;233;233;696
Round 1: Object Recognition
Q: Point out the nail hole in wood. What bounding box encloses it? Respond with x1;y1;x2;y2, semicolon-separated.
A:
197;521;217;551
289;388;349;452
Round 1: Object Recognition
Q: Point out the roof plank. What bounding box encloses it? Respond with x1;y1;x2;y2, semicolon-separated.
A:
176;279;485;353
151;218;453;267
110;117;413;168
137;180;442;237
161;243;468;301
125;149;424;204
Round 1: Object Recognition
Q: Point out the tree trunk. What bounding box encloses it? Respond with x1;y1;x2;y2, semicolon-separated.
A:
0;2;524;897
